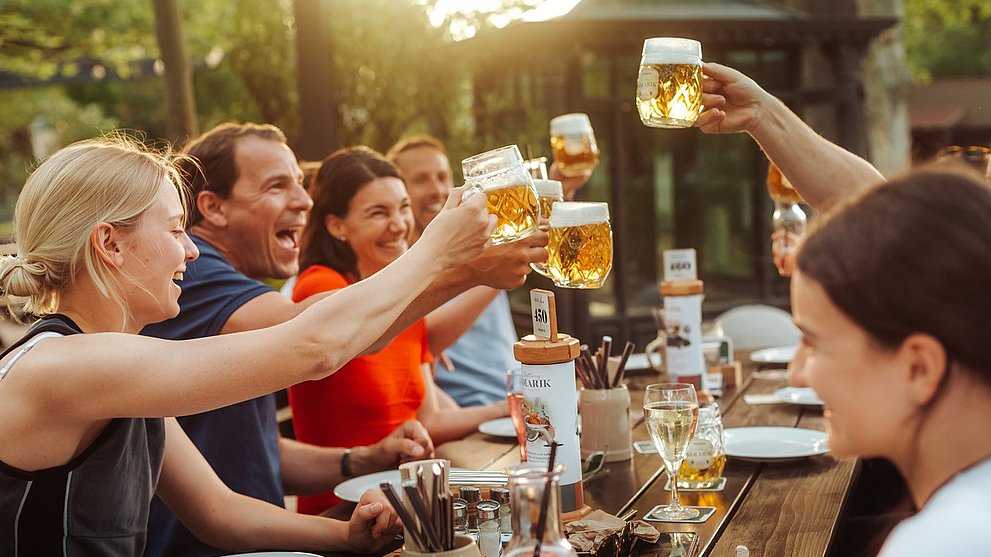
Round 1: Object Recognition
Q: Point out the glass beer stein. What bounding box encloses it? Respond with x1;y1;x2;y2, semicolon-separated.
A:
533;201;612;289
549;113;599;178
677;403;725;489
462;145;540;245
636;37;703;129
533;179;564;223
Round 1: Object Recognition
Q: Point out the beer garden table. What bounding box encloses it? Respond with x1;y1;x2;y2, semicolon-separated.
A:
325;355;904;557
434;358;858;557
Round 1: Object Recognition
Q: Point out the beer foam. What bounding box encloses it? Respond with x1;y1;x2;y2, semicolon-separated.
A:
550;113;593;136
641;37;702;65
533;179;563;197
549;201;609;227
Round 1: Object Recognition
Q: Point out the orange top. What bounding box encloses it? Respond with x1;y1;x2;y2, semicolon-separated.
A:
289;265;432;514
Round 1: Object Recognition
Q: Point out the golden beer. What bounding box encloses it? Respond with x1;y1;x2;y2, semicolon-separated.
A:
542;202;612;289
549;113;599;177
637;38;703;129
483;183;539;245
462;145;539;245
675;404;724;488
767;161;804;204
677;453;726;489
533;179;564;222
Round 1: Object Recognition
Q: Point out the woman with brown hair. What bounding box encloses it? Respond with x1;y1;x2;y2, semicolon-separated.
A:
788;164;991;556
289;146;509;515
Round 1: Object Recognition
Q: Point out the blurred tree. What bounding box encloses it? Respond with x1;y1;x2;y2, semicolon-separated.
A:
151;0;198;145
903;0;991;80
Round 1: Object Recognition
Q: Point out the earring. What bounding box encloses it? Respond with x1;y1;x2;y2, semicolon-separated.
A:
337;236;347;243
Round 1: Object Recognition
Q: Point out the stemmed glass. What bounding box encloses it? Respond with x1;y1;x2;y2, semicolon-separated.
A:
506;368;527;461
643;383;700;520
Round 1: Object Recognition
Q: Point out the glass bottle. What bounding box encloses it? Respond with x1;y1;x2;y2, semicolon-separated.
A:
503;464;578;557
477;500;502;557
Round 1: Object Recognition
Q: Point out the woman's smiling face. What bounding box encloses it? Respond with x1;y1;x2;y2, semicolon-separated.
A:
326;176;413;279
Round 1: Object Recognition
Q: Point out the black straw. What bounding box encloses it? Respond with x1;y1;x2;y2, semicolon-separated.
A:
612;341;636;388
533;441;559;557
380;482;427;551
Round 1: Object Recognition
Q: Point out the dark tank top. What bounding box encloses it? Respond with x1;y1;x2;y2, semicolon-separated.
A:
0;315;166;557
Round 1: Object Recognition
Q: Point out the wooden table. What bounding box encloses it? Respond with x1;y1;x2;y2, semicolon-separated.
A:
437;364;859;557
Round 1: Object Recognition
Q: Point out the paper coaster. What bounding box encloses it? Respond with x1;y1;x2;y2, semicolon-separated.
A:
633;440;658;454
644;505;716;524
664;476;727;492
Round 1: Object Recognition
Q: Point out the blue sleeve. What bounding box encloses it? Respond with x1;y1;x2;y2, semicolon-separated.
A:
141;238;273;340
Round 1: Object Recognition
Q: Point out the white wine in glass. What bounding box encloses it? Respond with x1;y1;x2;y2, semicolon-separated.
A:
644;383;700;520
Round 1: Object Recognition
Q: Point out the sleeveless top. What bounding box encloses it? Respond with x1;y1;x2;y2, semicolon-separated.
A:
0;315;166;557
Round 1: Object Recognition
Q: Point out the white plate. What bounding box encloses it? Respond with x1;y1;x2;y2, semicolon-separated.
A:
750;345;798;364
223;553;322;556
724;427;829;460
478;417;516;438
773;386;824;406
333;470;400;503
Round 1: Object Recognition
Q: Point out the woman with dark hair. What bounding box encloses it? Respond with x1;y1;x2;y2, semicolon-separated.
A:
290;146;508;515
789;164;991;556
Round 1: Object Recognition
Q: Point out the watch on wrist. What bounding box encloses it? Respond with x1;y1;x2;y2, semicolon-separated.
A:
341;448;354;479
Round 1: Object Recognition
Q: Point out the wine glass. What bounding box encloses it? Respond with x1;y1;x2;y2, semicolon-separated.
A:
643;383;700;520
506;367;527;461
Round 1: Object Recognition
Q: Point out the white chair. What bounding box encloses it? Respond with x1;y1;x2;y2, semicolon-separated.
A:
713;304;799;350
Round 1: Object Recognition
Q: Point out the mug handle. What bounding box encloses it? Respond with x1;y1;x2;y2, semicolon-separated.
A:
644;335;666;373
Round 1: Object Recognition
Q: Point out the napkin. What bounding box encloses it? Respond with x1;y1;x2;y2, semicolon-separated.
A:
565;509;660;553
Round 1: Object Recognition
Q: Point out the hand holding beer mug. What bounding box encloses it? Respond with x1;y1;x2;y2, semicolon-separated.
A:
461;145;540;245
532;201;613;289
549;113;599;178
637;37;703;129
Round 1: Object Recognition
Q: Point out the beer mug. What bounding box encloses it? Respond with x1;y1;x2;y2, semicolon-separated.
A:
636;37;703;129
529;179;564;276
549;113;599;177
524;156;549;180
533;179;564;223
534;201;612;289
461;145;539;245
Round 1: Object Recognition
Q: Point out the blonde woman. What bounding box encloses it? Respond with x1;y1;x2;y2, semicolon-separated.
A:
0;136;493;556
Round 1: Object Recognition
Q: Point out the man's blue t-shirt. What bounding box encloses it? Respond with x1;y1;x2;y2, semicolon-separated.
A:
141;234;278;557
435;292;519;407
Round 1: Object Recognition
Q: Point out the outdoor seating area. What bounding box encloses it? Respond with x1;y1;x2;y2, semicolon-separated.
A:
0;2;989;557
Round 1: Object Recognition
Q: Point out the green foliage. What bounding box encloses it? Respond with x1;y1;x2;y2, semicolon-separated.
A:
0;0;154;79
903;0;991;80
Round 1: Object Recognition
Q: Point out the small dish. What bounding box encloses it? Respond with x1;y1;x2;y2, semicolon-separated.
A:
333;470;400;503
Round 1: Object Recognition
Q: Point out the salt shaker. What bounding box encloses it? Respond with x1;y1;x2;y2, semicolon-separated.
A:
477;499;502;557
453;498;469;535
460;486;481;531
490;486;512;534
